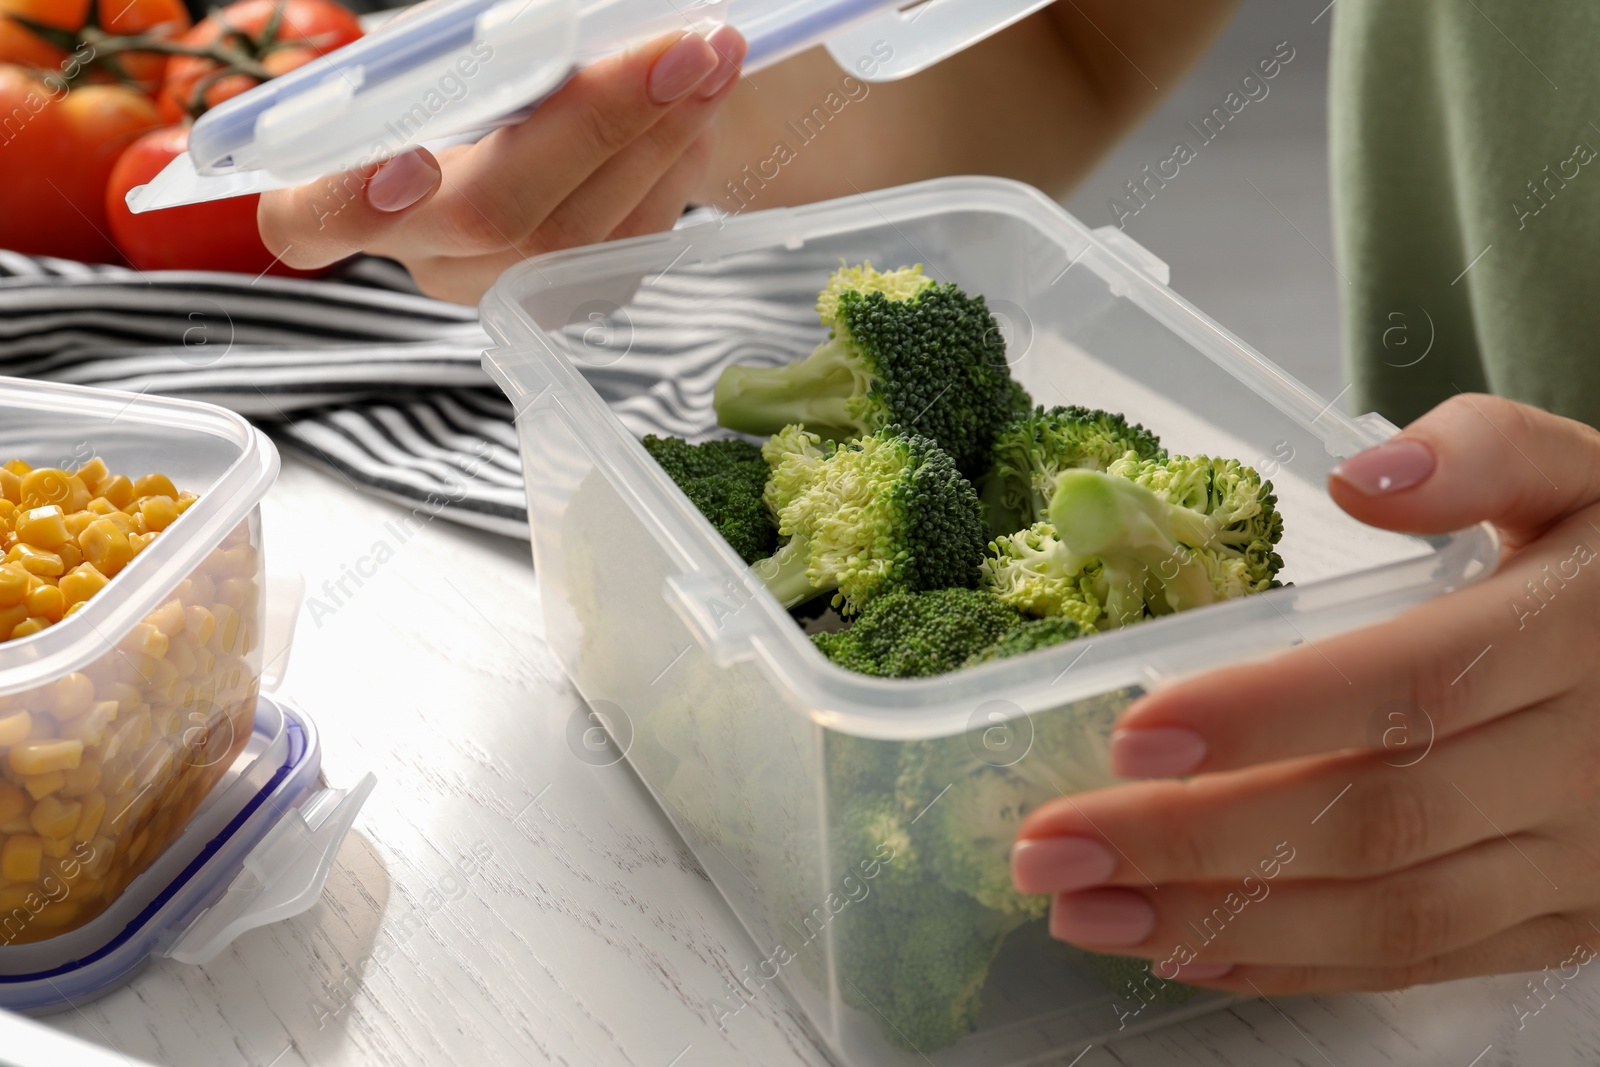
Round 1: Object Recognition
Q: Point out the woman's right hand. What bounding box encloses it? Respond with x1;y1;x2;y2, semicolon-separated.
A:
257;25;746;304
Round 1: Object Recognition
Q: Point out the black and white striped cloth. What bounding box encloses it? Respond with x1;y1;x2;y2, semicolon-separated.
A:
0;245;826;539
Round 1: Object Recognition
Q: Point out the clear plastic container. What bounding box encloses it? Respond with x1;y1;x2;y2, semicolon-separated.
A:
0;378;277;945
480;177;1499;1065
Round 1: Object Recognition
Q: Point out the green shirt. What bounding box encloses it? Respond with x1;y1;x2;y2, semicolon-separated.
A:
1332;1;1600;427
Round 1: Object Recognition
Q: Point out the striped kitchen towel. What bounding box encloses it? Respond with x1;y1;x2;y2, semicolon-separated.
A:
0;245;828;538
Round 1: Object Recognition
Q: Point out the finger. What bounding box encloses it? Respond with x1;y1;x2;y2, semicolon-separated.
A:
258;149;442;270
531;28;743;251
385;29;721;258
1109;509;1600;777
1046;834;1578;969
1328;392;1600;548
1186;912;1600;997
608;129;716;241
1014;698;1595;886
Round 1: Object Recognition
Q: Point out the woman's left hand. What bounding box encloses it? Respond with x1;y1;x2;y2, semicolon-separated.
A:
1011;393;1600;997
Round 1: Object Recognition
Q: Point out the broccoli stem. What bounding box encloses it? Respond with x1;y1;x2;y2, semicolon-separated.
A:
751;534;834;608
713;339;865;439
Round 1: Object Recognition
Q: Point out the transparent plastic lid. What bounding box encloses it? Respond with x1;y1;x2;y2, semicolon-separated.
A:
0;695;374;1015
128;0;1056;212
0;377;278;697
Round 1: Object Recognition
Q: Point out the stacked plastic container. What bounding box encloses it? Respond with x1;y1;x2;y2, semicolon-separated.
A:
0;380;370;1012
482;177;1499;1065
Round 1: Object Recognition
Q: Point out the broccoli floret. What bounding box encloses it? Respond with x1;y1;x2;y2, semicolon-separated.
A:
964;616;1086;665
979;405;1166;538
1081;952;1203;1006
753;427;986;613
981;521;1107;627
812;588;1027;678
714;262;1020;476
641;435;776;564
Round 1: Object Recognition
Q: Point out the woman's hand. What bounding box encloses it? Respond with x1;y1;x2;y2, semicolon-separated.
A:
1012;393;1600;997
257;26;746;303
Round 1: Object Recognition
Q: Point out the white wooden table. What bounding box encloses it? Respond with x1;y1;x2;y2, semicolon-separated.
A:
40;456;1600;1066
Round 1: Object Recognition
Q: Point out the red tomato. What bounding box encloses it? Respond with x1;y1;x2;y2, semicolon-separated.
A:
0;64;160;261
105;123;317;275
0;0;191;95
157;0;361;122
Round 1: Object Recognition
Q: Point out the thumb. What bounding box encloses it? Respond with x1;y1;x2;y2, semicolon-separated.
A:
257;148;442;270
1327;392;1600;547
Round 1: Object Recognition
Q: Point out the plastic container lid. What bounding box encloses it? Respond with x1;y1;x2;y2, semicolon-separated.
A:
0;694;374;1014
128;0;1058;211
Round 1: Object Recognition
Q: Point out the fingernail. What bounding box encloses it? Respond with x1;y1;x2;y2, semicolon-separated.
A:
1170;961;1234;981
1329;438;1436;495
367;151;439;213
1011;836;1117;894
696;25;747;98
649;31;718;104
1050;888;1155;946
1111;727;1206;778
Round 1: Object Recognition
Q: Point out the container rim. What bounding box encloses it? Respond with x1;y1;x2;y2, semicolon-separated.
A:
0;378;280;695
480;176;1501;740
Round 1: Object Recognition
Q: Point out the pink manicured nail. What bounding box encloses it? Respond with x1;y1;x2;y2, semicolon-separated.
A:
1169;961;1234;981
1329;438;1436;495
1111;727;1206;778
1050;888;1155;946
697;25;747;98
367;151;439;213
648;32;718;104
1012;836;1116;894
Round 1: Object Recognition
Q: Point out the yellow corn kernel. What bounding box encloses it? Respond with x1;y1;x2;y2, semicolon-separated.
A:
146;599;186;638
0;782;23;824
176;491;197;513
61;753;100;797
62;510;95;539
139;496;179;533
118;622;168;660
15;505;68;549
133;473;177;499
85;497;115;516
0;818;28;834
1;835;42;882
128;532;156;556
58;563;107;607
19;468;87;512
79;517;132;578
100;474;135;510
2;460;29;476
59;700;117;746
9;739;82;775
5;544;62;577
22;772;63;800
124;828;150;866
0;709;30;746
0;468;18;504
50;674;95;720
55;542;82;572
184;605;215;644
28;796;80;840
74;457;108;492
74;791;105;843
24;583;63;624
0;566;24;608
40;836;74;859
9;618;46;640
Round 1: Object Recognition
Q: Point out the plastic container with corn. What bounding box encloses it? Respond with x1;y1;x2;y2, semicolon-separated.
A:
0;380;275;948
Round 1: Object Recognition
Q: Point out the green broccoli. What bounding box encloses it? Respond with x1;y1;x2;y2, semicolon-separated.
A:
979;405;1166;538
964;616;1086;665
753;426;987;613
714;262;1021;476
1081;952;1204;1007
983;454;1284;627
641;435;776;564
812;588;1028;678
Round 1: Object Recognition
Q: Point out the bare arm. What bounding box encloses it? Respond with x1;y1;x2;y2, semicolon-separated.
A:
694;0;1241;212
